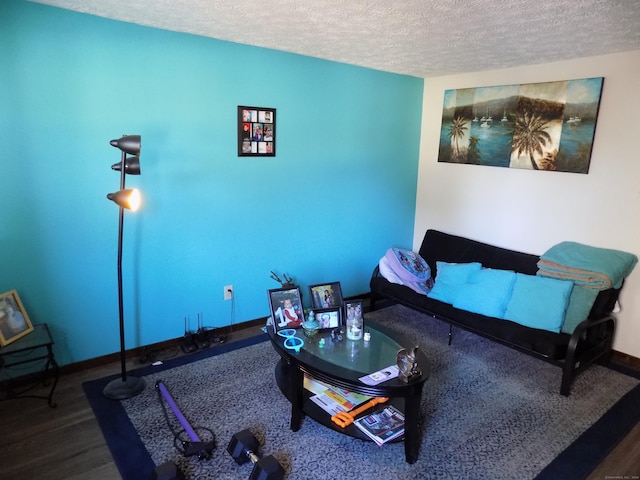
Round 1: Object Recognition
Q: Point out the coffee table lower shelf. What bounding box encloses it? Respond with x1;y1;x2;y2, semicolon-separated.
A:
274;359;405;443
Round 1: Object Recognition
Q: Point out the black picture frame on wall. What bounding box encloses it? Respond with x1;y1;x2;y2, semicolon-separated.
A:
238;105;276;157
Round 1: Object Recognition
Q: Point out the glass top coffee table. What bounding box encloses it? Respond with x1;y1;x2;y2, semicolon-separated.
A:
269;319;430;464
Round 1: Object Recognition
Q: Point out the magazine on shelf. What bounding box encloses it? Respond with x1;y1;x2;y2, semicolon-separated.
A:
353;404;405;446
303;374;371;415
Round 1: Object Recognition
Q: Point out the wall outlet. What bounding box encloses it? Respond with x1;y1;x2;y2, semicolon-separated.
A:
224;285;233;301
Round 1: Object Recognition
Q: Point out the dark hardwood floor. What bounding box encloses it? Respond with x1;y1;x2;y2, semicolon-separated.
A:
0;323;638;480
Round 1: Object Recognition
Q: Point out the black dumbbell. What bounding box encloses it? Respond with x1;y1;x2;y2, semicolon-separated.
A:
227;429;285;480
149;461;185;480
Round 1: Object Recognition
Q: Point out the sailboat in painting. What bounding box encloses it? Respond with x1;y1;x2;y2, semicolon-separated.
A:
565;106;582;125
481;105;491;127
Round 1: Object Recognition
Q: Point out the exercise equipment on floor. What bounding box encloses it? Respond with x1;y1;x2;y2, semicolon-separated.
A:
149;460;185;480
227;429;285;480
155;380;215;459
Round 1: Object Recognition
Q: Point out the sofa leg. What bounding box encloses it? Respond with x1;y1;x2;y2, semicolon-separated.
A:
560;364;573;396
560;377;571;396
369;293;377;312
596;348;613;367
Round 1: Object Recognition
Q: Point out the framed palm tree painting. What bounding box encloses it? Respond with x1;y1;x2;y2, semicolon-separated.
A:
438;77;603;173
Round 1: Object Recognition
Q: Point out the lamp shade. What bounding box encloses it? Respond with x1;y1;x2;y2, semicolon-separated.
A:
110;135;141;156
111;155;141;175
107;188;141;211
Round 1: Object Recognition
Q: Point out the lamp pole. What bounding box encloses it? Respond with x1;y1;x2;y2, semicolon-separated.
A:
115;149;127;383
103;135;145;400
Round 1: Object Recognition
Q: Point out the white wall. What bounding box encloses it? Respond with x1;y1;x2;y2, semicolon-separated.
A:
415;50;640;358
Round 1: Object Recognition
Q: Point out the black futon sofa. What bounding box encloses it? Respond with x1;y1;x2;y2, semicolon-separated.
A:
370;229;620;396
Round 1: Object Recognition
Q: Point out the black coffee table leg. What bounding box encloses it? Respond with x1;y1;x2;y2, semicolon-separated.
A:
289;365;304;431
404;385;424;464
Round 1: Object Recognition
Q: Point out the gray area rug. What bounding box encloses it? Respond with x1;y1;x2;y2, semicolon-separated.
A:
121;305;639;479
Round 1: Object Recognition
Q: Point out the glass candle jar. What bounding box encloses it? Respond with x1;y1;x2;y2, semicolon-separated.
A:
346;317;363;340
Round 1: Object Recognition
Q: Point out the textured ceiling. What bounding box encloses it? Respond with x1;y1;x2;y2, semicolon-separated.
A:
30;0;640;78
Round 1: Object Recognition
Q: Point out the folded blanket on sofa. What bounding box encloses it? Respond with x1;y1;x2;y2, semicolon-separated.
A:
537;241;637;290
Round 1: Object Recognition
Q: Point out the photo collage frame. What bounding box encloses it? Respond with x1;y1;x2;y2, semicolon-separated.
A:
238;105;276;157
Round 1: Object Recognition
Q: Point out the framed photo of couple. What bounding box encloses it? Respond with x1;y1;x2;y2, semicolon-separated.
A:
238;106;276;157
309;282;343;310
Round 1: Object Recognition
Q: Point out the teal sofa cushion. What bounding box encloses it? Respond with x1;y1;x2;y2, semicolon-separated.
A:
427;262;482;304
561;285;600;334
504;273;573;332
453;268;517;318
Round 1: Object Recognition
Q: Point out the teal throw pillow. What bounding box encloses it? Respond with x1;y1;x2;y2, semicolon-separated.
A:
504;273;573;332
561;285;599;334
427;262;482;304
453;268;517;318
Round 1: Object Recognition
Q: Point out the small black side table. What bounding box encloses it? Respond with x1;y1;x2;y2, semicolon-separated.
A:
0;323;59;407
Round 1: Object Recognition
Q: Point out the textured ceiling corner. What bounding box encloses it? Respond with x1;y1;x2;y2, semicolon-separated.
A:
28;0;640;77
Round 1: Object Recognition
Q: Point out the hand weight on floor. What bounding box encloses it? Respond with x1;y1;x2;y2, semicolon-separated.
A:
149;461;186;480
227;429;285;480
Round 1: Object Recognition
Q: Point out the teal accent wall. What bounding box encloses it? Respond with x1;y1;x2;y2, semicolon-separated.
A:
0;1;423;365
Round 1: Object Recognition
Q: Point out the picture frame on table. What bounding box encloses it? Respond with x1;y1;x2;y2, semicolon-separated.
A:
0;290;34;346
314;308;342;330
344;299;364;326
268;286;305;332
344;298;365;340
309;282;343;310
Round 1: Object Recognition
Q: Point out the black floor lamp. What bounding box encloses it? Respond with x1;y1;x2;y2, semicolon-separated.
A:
103;134;146;400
